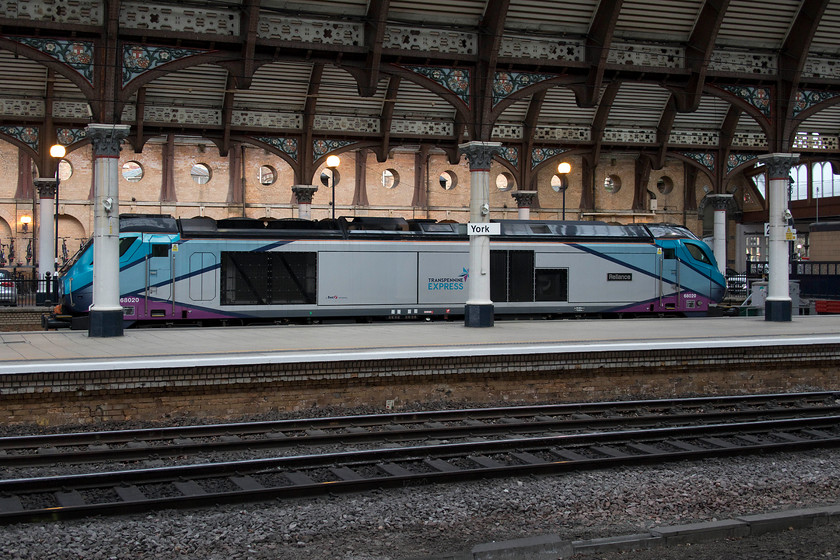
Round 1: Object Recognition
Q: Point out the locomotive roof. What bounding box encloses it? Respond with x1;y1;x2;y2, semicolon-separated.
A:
119;214;662;243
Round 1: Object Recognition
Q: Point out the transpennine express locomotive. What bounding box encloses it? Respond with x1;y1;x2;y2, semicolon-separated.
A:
47;214;726;328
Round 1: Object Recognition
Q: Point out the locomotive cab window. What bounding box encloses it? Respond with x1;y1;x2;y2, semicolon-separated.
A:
119;237;138;257
662;247;676;259
685;243;712;264
151;244;170;258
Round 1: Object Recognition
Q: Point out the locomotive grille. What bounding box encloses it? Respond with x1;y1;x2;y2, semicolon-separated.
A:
220;251;317;305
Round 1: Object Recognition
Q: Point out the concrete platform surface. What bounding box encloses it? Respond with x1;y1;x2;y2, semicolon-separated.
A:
1;315;838;375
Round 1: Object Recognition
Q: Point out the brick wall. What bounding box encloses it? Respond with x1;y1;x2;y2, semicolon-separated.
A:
0;308;48;332
1;343;838;426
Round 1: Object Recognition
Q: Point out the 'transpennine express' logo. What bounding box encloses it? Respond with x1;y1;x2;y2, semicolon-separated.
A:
428;268;468;290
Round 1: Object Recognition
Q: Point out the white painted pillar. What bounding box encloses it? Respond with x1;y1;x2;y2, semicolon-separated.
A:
459;141;502;327
292;185;318;220
34;179;56;279
511;190;537;220
757;153;799;322
706;194;733;275
87;124;131;337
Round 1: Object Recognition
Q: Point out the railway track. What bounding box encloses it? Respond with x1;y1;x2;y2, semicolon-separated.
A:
1;392;840;524
1;392;838;468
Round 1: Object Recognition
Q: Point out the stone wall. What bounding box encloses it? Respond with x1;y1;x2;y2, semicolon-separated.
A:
1;343;837;426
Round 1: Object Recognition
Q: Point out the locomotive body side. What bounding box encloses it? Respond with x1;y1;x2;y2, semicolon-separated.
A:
51;216;726;327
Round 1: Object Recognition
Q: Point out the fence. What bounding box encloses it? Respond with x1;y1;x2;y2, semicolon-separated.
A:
0;273;60;307
745;260;840;300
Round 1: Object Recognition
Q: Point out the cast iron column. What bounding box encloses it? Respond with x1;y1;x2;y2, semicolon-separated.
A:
707;194;733;274
87;124;131;337
511;190;537;220
34;178;57;279
292;185;318;220
460;141;502;327
757;153;798;322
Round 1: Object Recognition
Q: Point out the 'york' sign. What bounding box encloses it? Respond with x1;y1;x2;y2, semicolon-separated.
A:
467;223;501;235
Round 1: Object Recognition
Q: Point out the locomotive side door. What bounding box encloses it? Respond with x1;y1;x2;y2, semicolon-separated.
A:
659;245;681;310
145;239;174;317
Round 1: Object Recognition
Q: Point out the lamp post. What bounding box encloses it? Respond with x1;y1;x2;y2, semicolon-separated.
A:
557;161;571;220
50;144;66;271
326;155;340;220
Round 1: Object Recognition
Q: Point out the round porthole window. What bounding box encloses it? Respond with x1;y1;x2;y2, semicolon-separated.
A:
496;172;515;192
382;169;400;189
58;159;73;181
191;163;212;185
121;161;144;182
320;168;340;187
657;176;674;195
259;165;276;186
604;174;621;194
439;171;457;190
551;174;568;192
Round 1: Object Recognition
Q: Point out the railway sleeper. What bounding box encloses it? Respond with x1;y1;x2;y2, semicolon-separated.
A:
423;458;460;473
591;445;633;458
698;437;739;449
115;485;147;502
771;431;808;442
626;442;663;455
468;455;506;469
664;440;705;452
173;481;206;497
231;476;264;491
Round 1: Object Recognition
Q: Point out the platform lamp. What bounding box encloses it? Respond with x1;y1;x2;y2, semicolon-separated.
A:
326;155;340;221
50;143;66;271
557;161;571;220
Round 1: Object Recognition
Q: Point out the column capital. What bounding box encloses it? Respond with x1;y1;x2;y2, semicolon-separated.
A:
458;141;502;171
291;185;318;204
86;124;131;157
757;153;800;179
706;193;734;211
34;178;57;198
511;190;538;208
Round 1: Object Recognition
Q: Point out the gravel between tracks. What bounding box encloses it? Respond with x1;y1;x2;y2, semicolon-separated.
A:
2;446;840;559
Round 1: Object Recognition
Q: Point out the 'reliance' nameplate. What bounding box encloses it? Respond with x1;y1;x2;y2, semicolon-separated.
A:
607;273;632;281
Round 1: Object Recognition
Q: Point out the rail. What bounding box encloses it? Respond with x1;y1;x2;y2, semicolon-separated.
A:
2;392;839;523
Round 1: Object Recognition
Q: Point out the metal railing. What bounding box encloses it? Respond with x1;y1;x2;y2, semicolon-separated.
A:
0;273;59;307
745;260;840;299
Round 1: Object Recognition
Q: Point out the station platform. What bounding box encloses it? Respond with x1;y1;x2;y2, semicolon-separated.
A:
1;314;839;376
2;315;839;425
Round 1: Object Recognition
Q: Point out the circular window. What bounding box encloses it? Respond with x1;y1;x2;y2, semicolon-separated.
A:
604;174;622;194
259;165;276;186
320;168;340;187
382;169;400;189
496;172;515;192
551;174;568;192
121;161;144;182
58;159;72;181
191;163;212;185
439;171;458;190
657;176;674;195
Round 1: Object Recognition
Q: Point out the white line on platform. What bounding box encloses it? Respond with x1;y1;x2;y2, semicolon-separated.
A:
2;334;839;375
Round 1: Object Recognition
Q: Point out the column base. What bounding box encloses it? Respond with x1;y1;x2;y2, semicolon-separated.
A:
465;303;494;328
88;309;125;337
765;299;792;322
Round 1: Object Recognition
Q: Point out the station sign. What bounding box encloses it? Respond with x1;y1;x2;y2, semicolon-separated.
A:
467;223;501;235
